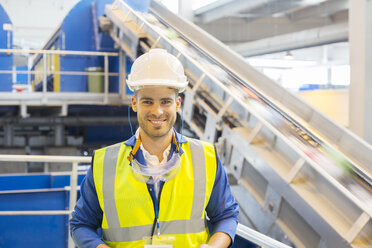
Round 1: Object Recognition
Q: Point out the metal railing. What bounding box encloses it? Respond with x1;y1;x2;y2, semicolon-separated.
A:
0;154;91;248
236;224;292;248
0;49;121;107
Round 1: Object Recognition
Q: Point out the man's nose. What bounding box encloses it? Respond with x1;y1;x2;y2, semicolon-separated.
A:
152;102;164;116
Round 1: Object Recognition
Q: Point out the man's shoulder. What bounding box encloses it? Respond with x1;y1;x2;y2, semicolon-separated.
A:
94;141;128;154
184;137;215;150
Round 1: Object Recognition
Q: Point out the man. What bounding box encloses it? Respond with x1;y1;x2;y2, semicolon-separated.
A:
70;49;239;248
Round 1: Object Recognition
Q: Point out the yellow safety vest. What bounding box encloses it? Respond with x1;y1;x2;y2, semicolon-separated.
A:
93;137;217;248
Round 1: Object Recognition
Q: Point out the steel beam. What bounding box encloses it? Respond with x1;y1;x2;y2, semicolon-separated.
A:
349;0;372;144
54;124;64;146
0;92;131;106
230;22;348;57
4;125;13;147
290;0;348;21
194;0;271;23
0;116;130;126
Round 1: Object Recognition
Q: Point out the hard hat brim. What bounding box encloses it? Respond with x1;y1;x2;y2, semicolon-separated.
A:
127;78;188;93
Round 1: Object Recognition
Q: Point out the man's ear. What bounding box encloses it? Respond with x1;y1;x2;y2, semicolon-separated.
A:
131;96;137;112
176;96;181;109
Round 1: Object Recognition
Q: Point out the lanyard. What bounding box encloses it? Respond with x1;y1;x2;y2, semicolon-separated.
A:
127;132;181;163
150;186;160;238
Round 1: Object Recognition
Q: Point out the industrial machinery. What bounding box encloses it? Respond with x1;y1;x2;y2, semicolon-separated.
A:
0;0;134;162
0;0;371;247
0;4;13;92
30;0;119;93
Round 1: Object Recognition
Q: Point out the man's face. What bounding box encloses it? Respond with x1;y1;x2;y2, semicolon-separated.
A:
132;86;181;140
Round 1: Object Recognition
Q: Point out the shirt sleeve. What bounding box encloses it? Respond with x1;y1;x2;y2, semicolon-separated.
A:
206;153;239;245
69;165;106;248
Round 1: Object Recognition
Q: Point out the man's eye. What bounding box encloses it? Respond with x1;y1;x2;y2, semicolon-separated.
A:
162;100;172;104
142;101;152;104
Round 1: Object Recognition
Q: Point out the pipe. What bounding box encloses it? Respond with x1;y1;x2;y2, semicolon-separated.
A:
231;22;348;57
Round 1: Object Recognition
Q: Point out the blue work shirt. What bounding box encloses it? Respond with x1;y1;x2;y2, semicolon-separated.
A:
70;130;239;248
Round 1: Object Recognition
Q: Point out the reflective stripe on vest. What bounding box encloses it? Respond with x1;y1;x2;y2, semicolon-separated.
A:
93;137;217;245
102;143;121;229
103;219;206;242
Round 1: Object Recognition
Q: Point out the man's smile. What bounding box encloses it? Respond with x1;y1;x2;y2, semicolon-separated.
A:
149;119;167;126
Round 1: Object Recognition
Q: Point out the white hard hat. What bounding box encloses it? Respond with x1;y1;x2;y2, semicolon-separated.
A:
127;49;188;93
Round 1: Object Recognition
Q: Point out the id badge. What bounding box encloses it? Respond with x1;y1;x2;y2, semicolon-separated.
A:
143;236;175;248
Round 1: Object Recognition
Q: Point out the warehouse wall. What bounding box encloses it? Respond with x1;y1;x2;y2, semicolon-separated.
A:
298;89;349;127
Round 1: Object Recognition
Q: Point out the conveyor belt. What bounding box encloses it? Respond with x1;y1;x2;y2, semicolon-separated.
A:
105;1;372;247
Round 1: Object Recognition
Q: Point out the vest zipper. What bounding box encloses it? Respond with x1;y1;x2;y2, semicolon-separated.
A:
147;184;157;240
156;182;164;238
147;182;165;243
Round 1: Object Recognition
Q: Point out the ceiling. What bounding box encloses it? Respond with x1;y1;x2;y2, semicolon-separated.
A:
190;0;349;57
0;0;350;65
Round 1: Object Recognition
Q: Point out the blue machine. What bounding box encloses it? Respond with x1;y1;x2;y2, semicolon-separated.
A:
15;65;28;84
0;4;13;92
32;0;119;92
0;173;86;248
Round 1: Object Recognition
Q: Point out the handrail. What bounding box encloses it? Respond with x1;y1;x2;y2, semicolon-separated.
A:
0;210;71;215
0;154;91;163
0;48;118;56
0;48;121;108
236;223;292;248
0;154;91;248
0;70;119;76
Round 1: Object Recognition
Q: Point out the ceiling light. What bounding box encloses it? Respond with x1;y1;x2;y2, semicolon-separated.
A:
284;51;294;60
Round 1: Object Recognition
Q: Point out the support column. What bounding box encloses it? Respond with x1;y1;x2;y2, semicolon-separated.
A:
178;0;193;20
4;124;13;147
55;124;65;146
349;0;372;144
322;45;332;86
119;50;127;100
